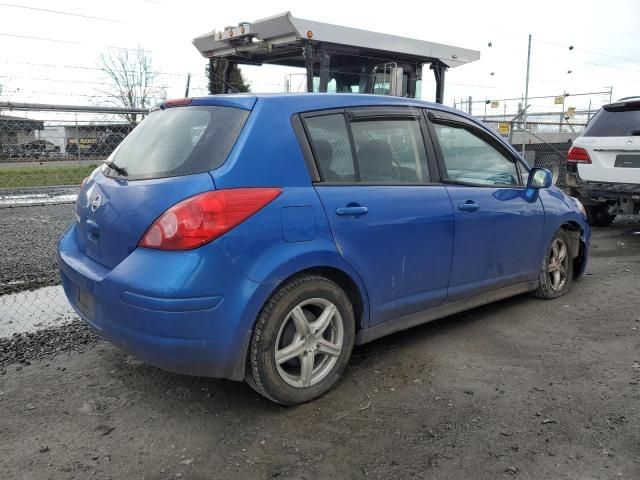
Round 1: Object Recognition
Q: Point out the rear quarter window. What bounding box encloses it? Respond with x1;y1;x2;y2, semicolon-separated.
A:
106;105;249;180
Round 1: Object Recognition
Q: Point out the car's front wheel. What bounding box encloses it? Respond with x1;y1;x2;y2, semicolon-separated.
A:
246;275;355;405
534;229;574;299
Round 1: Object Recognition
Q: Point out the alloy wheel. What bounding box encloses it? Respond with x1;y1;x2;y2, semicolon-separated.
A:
274;298;344;388
548;238;569;291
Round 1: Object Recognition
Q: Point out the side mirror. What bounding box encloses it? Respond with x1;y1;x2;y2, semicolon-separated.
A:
527;168;552;189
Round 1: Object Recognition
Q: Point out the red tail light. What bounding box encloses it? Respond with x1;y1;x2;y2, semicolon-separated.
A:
567;146;591;164
139;188;282;250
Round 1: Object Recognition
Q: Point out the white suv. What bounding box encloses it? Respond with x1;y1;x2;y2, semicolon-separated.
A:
567;97;640;226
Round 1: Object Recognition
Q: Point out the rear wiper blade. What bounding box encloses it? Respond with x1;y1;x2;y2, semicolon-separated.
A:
630;129;640;136
103;160;128;176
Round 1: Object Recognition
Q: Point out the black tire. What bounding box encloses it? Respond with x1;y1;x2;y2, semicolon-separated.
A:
534;229;574;299
586;205;616;227
246;275;355;405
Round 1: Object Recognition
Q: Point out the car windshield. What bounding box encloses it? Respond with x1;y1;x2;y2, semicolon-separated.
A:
105;105;249;180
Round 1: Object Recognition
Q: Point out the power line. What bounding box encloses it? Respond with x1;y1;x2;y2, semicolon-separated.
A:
0;3;125;23
0;74;170;89
577;59;640;74
2;89;130;99
1;60;185;77
534;38;639;66
0;32;152;52
493;29;640;67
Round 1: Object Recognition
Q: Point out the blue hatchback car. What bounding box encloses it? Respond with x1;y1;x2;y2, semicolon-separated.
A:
58;93;590;404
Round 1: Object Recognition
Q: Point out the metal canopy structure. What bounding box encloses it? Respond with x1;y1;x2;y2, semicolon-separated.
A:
193;12;480;103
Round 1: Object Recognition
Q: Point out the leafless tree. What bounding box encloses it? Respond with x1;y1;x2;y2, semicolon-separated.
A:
99;47;164;126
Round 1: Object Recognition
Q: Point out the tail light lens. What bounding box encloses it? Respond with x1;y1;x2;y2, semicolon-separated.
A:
567;146;591;164
139;188;282;250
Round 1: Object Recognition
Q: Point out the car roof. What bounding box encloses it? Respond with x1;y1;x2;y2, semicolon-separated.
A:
159;93;506;153
174;93;470;120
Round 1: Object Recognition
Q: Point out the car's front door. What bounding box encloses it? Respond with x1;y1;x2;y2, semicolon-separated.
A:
302;108;454;326
427;110;545;301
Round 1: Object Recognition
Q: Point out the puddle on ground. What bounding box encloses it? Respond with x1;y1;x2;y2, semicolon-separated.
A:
0;285;77;338
0;193;77;206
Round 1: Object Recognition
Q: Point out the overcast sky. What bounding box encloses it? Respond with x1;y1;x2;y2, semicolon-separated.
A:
1;0;639;115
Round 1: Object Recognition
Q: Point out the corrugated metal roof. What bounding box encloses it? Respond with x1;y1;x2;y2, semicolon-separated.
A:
0;115;43;130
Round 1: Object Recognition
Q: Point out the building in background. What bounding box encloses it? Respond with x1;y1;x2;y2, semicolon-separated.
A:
0;114;43;146
39;123;130;157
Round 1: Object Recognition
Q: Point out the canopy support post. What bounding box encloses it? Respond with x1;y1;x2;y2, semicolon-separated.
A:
431;61;447;104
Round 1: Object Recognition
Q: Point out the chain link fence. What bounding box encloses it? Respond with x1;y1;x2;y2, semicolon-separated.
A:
0;103;147;336
483;115;588;188
454;90;613;188
0;103;146;196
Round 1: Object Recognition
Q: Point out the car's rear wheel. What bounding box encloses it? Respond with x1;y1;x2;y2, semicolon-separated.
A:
534;229;574;299
586;205;616;227
246;275;355;405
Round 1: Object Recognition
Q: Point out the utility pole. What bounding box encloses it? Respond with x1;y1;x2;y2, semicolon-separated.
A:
522;34;532;156
608;85;613;103
560;90;566;133
184;73;191;97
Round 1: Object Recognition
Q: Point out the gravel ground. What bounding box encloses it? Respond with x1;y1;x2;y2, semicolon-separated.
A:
0;320;99;371
0;202;74;295
0;218;639;479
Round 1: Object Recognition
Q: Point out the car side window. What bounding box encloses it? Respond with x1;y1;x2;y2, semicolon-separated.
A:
432;123;520;187
350;118;429;183
305;114;356;182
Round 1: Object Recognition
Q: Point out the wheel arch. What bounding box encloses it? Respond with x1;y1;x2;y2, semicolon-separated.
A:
263;266;368;333
560;220;587;278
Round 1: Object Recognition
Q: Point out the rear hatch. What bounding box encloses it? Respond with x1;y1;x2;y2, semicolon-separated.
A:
575;99;640;183
75;98;253;269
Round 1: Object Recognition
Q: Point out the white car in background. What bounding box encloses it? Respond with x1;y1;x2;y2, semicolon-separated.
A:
567;97;640;226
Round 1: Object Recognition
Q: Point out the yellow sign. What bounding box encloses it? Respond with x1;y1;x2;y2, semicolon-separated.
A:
498;123;510;135
566;107;576;118
491;101;499;108
68;137;96;145
554;96;564;105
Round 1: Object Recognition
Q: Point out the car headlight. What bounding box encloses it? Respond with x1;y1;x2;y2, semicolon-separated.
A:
571;196;586;218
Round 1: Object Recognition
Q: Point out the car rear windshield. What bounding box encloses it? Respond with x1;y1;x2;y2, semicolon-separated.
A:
105;105;249;180
583;104;640;137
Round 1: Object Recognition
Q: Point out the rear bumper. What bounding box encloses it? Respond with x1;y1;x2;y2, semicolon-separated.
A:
567;172;640;205
58;224;275;380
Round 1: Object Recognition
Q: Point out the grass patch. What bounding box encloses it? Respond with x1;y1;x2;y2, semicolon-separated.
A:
0;164;98;188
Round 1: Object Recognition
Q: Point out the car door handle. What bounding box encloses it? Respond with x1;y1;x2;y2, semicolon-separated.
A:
336;206;368;216
458;201;479;212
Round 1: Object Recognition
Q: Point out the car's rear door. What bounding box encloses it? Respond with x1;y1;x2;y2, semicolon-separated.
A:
301;107;454;326
426;109;545;301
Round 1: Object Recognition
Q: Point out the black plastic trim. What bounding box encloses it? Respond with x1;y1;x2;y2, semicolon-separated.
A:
355;280;538;344
290;114;321;182
346;106;422;121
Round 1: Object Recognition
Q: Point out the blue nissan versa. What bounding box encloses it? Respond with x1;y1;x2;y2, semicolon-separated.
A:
58;94;590;405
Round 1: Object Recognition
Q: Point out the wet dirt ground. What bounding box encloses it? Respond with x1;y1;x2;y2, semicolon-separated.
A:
1;219;639;479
